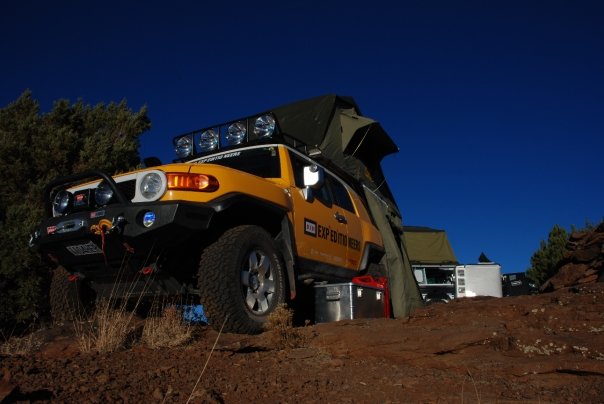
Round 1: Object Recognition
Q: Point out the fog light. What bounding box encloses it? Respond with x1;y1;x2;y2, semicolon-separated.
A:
142;211;156;228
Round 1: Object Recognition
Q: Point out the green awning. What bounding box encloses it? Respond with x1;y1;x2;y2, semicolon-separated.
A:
403;226;459;265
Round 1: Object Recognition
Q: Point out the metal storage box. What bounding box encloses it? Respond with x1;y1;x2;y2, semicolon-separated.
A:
314;282;386;323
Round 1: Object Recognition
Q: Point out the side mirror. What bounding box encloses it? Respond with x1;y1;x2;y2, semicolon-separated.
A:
302;165;324;201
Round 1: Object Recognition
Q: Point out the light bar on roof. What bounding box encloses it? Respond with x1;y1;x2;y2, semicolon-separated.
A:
172;113;279;160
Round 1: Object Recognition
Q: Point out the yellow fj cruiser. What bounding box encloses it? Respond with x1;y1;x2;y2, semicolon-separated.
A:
31;95;421;333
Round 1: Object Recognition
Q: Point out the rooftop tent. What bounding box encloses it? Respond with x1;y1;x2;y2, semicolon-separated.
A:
402;226;459;265
271;94;399;206
271;94;398;158
271;94;423;317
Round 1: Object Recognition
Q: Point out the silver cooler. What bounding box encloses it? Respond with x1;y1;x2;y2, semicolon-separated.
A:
314;282;386;323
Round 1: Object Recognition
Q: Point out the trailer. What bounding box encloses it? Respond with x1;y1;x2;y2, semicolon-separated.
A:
404;226;502;302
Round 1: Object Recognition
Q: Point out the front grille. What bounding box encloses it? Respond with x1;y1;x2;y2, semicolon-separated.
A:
117;180;136;201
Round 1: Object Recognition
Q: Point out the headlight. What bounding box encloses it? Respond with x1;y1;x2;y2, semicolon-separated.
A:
140;172;163;200
226;122;246;145
198;129;218;153
174;135;193;159
254;115;276;139
53;190;73;215
95;181;114;206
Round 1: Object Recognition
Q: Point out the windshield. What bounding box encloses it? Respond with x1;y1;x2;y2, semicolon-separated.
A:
194;146;281;178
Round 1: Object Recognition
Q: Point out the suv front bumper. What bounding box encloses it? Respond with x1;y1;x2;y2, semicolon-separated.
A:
31;201;214;270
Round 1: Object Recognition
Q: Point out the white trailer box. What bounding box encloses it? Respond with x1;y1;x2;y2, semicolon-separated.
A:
455;263;502;298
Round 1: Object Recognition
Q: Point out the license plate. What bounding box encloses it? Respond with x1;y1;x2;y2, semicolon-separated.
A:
65;241;103;256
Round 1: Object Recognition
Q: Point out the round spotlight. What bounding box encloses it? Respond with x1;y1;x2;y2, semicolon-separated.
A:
140;172;163;200
226;122;246;145
142;211;156;228
198;129;219;153
253;115;276;139
174;136;193;159
95;181;114;206
53;190;73;215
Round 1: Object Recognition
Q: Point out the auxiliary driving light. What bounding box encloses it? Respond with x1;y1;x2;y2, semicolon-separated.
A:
226;122;246;145
142;211;156;228
95;181;114;206
53;190;73;215
198;129;219;152
174;135;194;159
254;114;276;139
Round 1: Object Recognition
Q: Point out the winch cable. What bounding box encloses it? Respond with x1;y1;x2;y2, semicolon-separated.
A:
90;219;112;266
100;224;107;265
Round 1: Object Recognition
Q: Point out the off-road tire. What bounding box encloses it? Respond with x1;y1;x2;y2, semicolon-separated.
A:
49;266;93;322
198;225;286;334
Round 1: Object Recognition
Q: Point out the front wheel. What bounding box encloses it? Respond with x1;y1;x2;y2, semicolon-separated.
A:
198;225;286;334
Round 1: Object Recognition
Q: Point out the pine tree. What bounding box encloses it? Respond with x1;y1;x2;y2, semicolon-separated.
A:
526;224;569;286
0;91;150;331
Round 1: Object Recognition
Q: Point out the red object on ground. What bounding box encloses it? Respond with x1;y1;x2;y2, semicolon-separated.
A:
351;275;391;318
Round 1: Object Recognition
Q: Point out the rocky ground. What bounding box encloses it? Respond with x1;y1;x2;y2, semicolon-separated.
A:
1;282;604;403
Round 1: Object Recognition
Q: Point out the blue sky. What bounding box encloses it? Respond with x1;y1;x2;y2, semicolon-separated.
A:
1;1;602;273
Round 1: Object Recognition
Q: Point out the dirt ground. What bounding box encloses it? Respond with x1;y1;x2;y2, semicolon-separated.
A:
1;283;604;403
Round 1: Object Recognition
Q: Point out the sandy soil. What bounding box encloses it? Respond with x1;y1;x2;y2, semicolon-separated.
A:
2;283;604;403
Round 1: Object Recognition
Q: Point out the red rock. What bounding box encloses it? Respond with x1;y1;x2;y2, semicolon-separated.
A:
574;245;602;263
550;263;589;289
0;379;18;402
569;231;588;242
577;274;599;284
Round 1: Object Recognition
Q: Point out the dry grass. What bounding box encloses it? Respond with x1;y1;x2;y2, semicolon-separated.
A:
186;315;228;404
75;299;137;353
263;304;311;350
461;367;481;404
75;295;195;353
0;332;43;356
142;305;192;349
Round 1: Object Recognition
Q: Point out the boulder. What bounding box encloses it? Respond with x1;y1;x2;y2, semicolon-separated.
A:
541;221;603;291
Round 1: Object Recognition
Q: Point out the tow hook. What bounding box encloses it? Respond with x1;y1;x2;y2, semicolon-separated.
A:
140;263;158;275
67;272;85;282
109;215;126;233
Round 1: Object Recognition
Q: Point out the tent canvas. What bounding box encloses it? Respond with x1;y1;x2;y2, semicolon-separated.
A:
270;95;423;316
271;94;399;208
403;226;458;265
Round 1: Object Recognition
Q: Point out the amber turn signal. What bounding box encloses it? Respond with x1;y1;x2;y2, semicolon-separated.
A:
166;173;219;192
